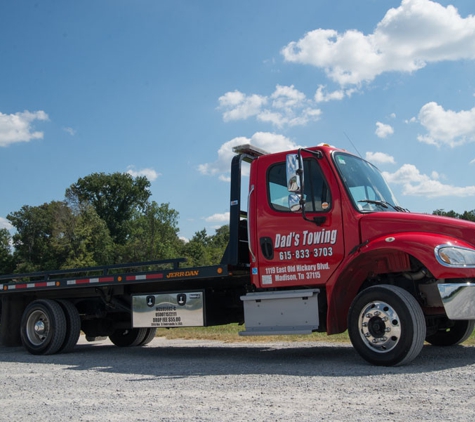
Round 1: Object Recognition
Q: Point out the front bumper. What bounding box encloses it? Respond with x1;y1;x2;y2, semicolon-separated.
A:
438;283;475;320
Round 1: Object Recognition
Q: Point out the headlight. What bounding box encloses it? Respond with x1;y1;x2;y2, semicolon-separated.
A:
435;245;475;267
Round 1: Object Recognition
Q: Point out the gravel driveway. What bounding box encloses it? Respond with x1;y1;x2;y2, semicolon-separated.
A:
1;335;475;421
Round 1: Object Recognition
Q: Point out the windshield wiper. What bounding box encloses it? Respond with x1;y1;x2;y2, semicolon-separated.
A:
358;199;388;209
392;204;409;212
358;199;409;212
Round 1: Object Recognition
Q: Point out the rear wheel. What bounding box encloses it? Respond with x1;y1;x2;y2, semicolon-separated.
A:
109;328;148;347
348;285;426;366
20;299;67;355
57;300;81;353
138;328;157;346
426;320;475;346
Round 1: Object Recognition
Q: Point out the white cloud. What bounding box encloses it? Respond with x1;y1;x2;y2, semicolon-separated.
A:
63;127;76;136
314;85;357;103
0;217;12;230
126;166;161;182
271;84;306;109
256;110;285;126
0;110;49;147
417;101;475;147
384;164;475;198
218;91;267;122
281;0;475;86
198;132;300;181
205;212;230;223
375;122;394;138
366;151;395;165
218;85;321;128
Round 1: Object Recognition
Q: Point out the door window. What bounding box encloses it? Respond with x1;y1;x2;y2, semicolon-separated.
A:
267;159;330;212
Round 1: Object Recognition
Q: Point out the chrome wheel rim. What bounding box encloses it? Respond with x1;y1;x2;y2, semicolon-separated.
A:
358;300;402;353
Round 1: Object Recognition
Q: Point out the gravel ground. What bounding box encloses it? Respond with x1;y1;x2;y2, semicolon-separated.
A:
1;335;475;421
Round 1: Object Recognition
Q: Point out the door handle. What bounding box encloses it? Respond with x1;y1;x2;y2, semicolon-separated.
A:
259;237;274;260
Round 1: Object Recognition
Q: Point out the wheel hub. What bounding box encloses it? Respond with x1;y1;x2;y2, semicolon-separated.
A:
359;301;401;353
34;320;46;336
26;310;49;345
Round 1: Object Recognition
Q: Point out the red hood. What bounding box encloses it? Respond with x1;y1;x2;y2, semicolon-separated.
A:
359;212;475;248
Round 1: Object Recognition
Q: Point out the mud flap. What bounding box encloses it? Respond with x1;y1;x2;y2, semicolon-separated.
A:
1;296;25;347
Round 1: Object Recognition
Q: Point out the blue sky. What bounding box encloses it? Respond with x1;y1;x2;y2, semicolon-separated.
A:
1;0;475;241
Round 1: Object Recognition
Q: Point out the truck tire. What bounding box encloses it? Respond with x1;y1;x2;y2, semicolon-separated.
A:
57;300;81;353
20;299;67;355
109;328;148;347
425;320;475;347
138;328;157;346
348;285;426;366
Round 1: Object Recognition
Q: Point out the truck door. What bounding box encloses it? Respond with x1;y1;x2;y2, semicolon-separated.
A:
250;152;344;289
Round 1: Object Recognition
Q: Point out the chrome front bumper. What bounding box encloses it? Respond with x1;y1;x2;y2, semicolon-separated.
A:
438;283;475;320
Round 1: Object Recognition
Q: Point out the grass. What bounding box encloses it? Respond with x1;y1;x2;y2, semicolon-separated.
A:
156;323;350;343
155;323;475;345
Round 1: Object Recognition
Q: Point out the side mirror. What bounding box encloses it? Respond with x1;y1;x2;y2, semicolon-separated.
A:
288;193;302;212
286;154;303;193
286;153;304;213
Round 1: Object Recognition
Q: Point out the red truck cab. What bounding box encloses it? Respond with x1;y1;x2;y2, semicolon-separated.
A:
237;143;475;366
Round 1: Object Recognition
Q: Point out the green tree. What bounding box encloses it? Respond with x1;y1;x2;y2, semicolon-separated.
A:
433;209;475;222
209;225;229;248
51;203;113;269
65;172;151;245
182;229;210;267
120;202;182;263
181;225;229;266
0;228;14;274
433;209;460;218
207;225;230;264
460;210;475;222
7;201;68;272
7;201;113;272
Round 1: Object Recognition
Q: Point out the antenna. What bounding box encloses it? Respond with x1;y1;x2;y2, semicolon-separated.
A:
343;132;362;158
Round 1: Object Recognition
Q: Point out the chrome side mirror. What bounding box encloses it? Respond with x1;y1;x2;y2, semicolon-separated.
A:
286;153;303;193
288;193;302;212
286;153;304;212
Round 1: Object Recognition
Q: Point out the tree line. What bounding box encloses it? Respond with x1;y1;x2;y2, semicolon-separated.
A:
432;209;475;222
0;172;229;275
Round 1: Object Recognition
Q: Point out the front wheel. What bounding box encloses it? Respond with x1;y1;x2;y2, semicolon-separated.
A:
348;285;426;366
426;320;475;346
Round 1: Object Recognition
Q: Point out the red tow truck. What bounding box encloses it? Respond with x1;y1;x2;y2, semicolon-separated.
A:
2;143;475;366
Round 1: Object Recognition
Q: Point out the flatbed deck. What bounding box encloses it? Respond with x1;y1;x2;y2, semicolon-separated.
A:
0;258;246;295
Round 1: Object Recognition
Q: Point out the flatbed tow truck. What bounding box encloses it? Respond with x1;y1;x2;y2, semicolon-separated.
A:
2;143;475;366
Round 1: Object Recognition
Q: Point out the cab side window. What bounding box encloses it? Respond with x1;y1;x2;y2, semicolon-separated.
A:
267;159;330;212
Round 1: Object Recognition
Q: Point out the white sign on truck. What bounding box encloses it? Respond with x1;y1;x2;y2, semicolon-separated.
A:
132;291;204;328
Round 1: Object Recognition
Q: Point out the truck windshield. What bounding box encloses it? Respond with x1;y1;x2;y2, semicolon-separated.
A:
333;152;404;212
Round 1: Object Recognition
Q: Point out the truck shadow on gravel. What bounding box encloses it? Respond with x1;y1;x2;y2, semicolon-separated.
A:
1;339;475;378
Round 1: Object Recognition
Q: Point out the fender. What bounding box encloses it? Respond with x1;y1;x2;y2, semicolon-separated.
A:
325;232;475;335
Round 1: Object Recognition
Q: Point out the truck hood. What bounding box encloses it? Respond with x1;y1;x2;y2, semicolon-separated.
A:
359;212;475;248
